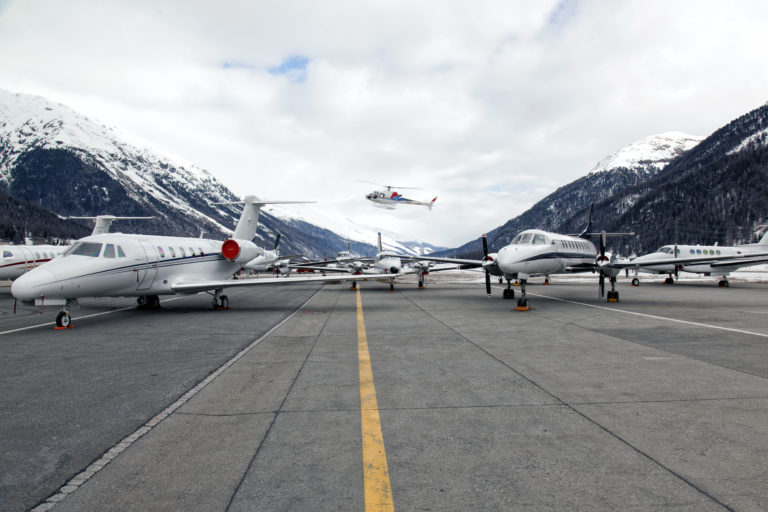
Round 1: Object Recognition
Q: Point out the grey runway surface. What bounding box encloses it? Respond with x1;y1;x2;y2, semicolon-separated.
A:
0;284;323;512
3;276;768;511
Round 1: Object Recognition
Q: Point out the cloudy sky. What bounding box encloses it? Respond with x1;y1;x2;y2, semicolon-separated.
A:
1;0;767;246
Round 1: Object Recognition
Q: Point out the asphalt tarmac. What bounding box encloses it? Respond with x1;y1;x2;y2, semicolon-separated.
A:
2;275;768;511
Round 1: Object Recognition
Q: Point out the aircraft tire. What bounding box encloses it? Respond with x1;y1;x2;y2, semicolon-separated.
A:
56;311;71;328
220;295;229;308
631;277;640;286
148;295;160;309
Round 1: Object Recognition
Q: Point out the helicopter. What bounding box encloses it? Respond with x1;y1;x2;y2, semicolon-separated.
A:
365;185;437;210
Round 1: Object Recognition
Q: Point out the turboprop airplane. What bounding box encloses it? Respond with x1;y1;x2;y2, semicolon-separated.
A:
365;185;437;210
629;232;768;287
412;211;768;309
11;197;365;328
0;216;154;280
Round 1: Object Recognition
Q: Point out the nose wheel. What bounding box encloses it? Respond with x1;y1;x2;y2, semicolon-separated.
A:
515;279;531;311
55;311;72;329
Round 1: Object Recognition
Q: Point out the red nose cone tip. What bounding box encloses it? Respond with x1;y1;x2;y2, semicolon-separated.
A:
222;239;241;260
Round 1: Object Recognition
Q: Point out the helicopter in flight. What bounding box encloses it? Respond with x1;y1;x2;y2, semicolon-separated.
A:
365;185;437;210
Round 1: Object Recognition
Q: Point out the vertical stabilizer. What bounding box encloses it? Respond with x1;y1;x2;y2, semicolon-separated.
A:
223;196;314;241
758;230;768;245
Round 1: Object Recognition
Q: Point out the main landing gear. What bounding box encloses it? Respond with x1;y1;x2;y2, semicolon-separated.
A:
350;280;357;290
502;279;515;300
210;289;229;310
664;275;675;284
418;271;429;289
137;295;161;310
718;279;730;288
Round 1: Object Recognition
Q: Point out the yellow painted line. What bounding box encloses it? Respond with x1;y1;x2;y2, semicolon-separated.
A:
356;287;395;511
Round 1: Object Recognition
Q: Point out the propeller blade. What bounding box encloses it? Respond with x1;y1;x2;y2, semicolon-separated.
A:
482;234;489;258
599;273;605;298
485;270;491;296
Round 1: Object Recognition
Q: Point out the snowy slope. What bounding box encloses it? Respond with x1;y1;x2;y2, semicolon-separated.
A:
589;132;703;176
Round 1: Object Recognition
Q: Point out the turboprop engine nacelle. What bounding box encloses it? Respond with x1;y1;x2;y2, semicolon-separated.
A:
221;239;262;264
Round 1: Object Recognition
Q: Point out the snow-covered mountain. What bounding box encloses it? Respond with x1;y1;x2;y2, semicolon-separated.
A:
0;89;442;257
588;132;703;175
438;131;703;257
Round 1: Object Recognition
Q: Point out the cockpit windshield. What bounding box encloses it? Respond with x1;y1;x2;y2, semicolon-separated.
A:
657;246;681;255
532;234;548;245
64;242;103;257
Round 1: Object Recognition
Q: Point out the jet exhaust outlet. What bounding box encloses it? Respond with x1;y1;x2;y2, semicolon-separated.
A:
221;239;261;264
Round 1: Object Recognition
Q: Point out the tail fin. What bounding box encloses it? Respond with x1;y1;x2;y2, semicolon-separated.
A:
216;196;314;241
68;215;154;236
758;230;768;245
578;204;594;238
428;197;437;211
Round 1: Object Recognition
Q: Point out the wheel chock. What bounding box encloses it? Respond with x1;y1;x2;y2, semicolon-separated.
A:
54;325;74;330
418;285;425;289
607;297;619;303
515;305;532;311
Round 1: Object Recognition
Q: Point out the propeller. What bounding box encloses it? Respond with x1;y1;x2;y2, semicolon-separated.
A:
274;233;281;250
596;230;608;299
482;234;492;296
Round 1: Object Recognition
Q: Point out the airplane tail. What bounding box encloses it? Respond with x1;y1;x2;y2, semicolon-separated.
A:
68;215;154;236
427;197;437;210
216;196;314;241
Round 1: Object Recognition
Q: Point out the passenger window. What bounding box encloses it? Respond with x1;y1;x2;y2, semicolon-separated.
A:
169;247;176;257
696;249;701;254
716;250;721;255
179;247;186;257
690;249;694;254
157;246;166;258
199;247;204;255
188;247;195;256
2;250;12;258
34;252;40;259
117;245;126;258
103;244;116;258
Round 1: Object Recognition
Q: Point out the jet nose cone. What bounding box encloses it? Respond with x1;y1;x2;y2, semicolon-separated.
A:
11;267;53;301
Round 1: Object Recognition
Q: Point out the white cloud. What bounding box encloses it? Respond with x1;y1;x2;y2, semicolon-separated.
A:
1;0;768;246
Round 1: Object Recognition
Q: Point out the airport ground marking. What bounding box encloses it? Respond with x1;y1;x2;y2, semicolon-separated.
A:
0;297;184;336
356;287;395;512
531;292;768;339
29;289;323;512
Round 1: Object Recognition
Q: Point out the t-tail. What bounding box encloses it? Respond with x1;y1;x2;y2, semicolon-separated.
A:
68;215;155;236
216;196;314;241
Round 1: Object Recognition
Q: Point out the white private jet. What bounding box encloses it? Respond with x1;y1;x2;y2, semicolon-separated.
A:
0;216;154;280
629;233;768;287
241;234;298;275
11;197;364;328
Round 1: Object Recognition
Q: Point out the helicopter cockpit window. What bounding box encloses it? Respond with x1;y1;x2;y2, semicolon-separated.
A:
532;234;547;245
66;242;103;257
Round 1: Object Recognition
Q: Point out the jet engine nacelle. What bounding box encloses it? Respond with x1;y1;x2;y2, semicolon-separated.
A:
221;239;262;264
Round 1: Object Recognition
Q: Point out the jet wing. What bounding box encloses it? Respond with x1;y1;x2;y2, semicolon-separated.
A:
171;274;364;294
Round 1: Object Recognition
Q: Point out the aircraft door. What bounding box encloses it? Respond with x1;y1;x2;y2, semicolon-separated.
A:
137;240;159;290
